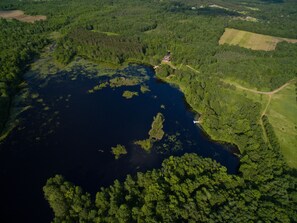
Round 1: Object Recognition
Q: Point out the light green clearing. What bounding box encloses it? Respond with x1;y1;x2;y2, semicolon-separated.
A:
266;84;297;168
92;30;119;36
228;78;297;168
219;28;297;51
223;78;271;106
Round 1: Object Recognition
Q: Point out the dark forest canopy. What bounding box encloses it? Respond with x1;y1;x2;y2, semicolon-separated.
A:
44;154;297;222
0;0;297;221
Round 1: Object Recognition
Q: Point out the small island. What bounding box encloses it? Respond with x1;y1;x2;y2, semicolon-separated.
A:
111;144;127;159
122;91;138;99
135;112;165;151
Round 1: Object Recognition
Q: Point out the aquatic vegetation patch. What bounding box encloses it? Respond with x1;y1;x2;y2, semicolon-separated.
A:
109;76;143;88
134;139;152;152
140;85;150;93
155;133;183;154
111;144;127;159
122;91;139;99
148;113;165;140
134;113;165;151
88;82;109;93
87;66;150;93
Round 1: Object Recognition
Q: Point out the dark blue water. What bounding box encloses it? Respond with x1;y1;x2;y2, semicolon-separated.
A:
0;64;239;223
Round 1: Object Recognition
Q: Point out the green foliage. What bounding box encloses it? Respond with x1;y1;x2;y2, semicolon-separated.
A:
111;144;127;159
155;64;175;78
88;82;109;93
134;139;152;151
134;113;165;152
109;76;144;88
1;0;297;221
122;91;138;99
54;38;76;65
262;115;281;151
0;18;49;137
43;175;95;223
55;28;146;65
140;85;150;93
45;154;297;222
148;113;165;141
134;113;165;151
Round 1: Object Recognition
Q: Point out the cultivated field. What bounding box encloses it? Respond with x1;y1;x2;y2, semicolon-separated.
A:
266;83;297;168
0;10;46;23
219;28;297;51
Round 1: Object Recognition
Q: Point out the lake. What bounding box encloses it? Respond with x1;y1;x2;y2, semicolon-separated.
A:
0;63;239;223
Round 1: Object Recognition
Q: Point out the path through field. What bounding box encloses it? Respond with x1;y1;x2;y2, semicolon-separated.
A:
186;65;200;73
234;80;294;95
230;78;296;144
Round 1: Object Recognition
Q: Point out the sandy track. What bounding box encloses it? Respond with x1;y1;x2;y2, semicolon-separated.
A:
0;10;46;23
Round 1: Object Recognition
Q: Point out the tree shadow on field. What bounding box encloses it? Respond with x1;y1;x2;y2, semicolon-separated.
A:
196;8;241;17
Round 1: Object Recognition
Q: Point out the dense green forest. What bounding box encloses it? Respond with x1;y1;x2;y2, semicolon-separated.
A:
1;0;297;222
44;154;297;222
0;19;48;133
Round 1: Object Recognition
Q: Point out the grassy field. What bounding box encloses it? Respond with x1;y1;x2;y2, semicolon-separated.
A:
219;28;297;51
227;78;297;168
266;83;297;168
0;10;46;23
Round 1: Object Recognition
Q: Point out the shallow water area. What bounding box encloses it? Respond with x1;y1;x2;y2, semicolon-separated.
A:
0;64;239;223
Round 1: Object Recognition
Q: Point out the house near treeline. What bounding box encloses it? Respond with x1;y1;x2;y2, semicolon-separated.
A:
162;51;171;63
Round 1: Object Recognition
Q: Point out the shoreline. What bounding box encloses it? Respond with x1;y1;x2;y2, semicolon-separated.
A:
155;74;242;157
0;52;241;159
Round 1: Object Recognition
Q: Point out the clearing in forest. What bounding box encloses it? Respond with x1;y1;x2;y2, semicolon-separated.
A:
266;84;297;168
227;78;297;168
0;10;46;23
219;28;297;51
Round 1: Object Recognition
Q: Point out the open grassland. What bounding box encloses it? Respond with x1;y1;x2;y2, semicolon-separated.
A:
224;79;270;110
219;28;297;51
266;84;297;168
0;10;46;23
227;78;297;168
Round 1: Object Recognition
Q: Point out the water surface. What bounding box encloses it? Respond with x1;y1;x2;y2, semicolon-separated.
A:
0;64;239;223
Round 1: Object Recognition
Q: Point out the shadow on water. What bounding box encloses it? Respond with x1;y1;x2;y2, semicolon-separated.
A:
0;64;239;223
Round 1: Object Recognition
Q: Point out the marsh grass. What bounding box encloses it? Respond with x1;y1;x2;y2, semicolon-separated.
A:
122;91;138;99
134;139;152;151
134;113;165;152
111;144;127;159
140;85;150;93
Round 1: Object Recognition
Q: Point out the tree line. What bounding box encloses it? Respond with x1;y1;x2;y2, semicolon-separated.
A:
44;153;297;222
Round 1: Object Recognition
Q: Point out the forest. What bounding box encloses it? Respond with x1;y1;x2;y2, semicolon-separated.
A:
44;153;296;222
0;0;296;222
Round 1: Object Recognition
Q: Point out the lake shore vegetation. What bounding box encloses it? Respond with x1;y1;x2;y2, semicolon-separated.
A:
0;0;297;221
